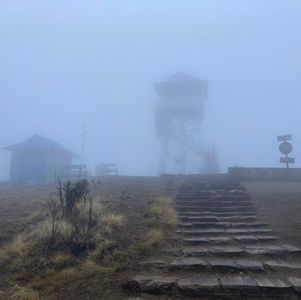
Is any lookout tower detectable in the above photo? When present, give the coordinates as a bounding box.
[155,73,208,174]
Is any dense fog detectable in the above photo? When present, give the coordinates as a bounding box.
[1,0,301,179]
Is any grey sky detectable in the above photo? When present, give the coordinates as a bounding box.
[1,0,301,179]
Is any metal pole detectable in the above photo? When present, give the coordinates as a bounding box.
[80,124,87,179]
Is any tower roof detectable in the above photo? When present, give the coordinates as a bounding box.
[2,135,78,157]
[155,72,207,98]
[166,72,201,82]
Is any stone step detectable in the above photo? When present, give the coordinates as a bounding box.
[234,235,278,243]
[175,200,252,207]
[176,196,249,201]
[183,236,232,245]
[170,257,265,273]
[138,257,284,274]
[182,235,278,246]
[176,228,273,236]
[178,211,257,217]
[176,206,256,212]
[183,245,301,257]
[179,222,267,229]
[180,216,257,222]
[126,275,301,297]
[264,260,301,272]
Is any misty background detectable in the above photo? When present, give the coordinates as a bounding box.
[0,0,301,179]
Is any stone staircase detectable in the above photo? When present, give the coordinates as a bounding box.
[126,178,301,299]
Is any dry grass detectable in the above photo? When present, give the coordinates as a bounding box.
[88,238,115,262]
[30,260,116,294]
[81,259,116,276]
[138,229,163,253]
[30,267,82,293]
[0,248,9,265]
[5,235,27,258]
[0,176,173,299]
[146,196,178,228]
[11,285,39,300]
[50,253,79,270]
[102,213,124,233]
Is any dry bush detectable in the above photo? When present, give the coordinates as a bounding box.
[102,213,124,233]
[11,285,39,300]
[138,229,163,253]
[146,196,178,228]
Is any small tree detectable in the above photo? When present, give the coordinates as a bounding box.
[45,179,101,254]
[57,178,90,218]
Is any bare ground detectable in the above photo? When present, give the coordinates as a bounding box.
[244,181,301,248]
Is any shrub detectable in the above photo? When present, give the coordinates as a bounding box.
[146,197,178,228]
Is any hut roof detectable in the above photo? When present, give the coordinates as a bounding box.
[2,135,78,157]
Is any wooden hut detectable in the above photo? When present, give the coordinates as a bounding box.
[3,135,77,184]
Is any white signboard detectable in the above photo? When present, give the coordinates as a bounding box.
[277,134,292,142]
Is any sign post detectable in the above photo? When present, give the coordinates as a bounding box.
[277,135,295,168]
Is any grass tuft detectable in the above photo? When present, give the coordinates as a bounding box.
[146,196,178,228]
[11,285,39,300]
[102,213,124,233]
[138,229,163,253]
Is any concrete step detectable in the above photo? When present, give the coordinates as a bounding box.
[126,275,301,298]
[179,222,268,229]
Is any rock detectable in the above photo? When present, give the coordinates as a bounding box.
[234,259,264,272]
[264,260,301,271]
[183,246,244,257]
[234,235,259,242]
[254,277,291,291]
[183,236,231,246]
[246,245,301,256]
[127,275,176,294]
[227,228,272,234]
[139,259,167,268]
[209,258,239,272]
[287,277,301,293]
[170,257,207,271]
[178,276,220,296]
[220,275,258,292]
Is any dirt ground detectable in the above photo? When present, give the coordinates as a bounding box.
[0,176,181,300]
[244,181,301,248]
